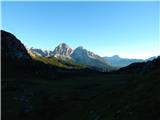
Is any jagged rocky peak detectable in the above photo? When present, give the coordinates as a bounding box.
[28,47,54,57]
[71,46,113,71]
[53,43,73,57]
[72,46,102,59]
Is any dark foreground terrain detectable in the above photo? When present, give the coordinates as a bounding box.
[2,70,160,120]
[2,30,160,120]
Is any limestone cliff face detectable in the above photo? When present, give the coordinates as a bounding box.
[53,43,73,59]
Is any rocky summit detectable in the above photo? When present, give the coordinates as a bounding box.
[28,43,114,71]
[53,43,73,59]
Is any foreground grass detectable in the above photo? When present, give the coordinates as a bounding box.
[2,71,160,120]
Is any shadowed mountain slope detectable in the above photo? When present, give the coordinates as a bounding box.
[2,30,160,120]
[1,30,98,80]
[117,56,160,74]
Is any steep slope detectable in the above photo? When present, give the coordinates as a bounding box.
[3,51,160,120]
[28,44,115,71]
[53,43,73,59]
[1,30,31,60]
[1,30,97,79]
[105,58,160,120]
[28,43,72,59]
[146,56,157,61]
[28,43,80,68]
[1,30,56,79]
[117,56,160,74]
[31,55,85,69]
[103,55,144,67]
[28,48,54,57]
[71,47,114,71]
[28,48,85,69]
[2,30,160,120]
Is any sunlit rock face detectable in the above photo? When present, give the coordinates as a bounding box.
[27,43,115,71]
[71,46,113,71]
[28,43,72,59]
[28,48,54,57]
[53,43,73,59]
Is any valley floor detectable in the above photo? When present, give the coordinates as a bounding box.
[2,70,160,120]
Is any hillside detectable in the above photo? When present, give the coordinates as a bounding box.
[2,30,160,120]
[2,57,160,120]
[117,56,160,74]
[28,43,115,72]
[1,30,98,80]
[29,51,86,69]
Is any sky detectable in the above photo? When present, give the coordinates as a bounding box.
[1,1,160,59]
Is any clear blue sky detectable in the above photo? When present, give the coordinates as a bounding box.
[2,1,160,59]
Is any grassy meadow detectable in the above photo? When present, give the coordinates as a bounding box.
[2,69,160,120]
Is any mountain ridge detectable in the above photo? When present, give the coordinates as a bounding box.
[1,30,100,79]
[103,55,157,68]
[28,44,157,70]
[28,43,114,71]
[2,29,157,71]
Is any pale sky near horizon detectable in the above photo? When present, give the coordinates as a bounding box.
[1,1,160,59]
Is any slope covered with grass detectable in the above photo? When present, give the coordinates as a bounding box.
[31,54,86,69]
[2,30,160,120]
[2,69,160,120]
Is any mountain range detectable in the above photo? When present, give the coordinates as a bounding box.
[28,43,114,71]
[1,30,99,79]
[103,55,144,67]
[103,55,156,67]
[2,30,160,120]
[28,44,156,70]
[1,29,157,72]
